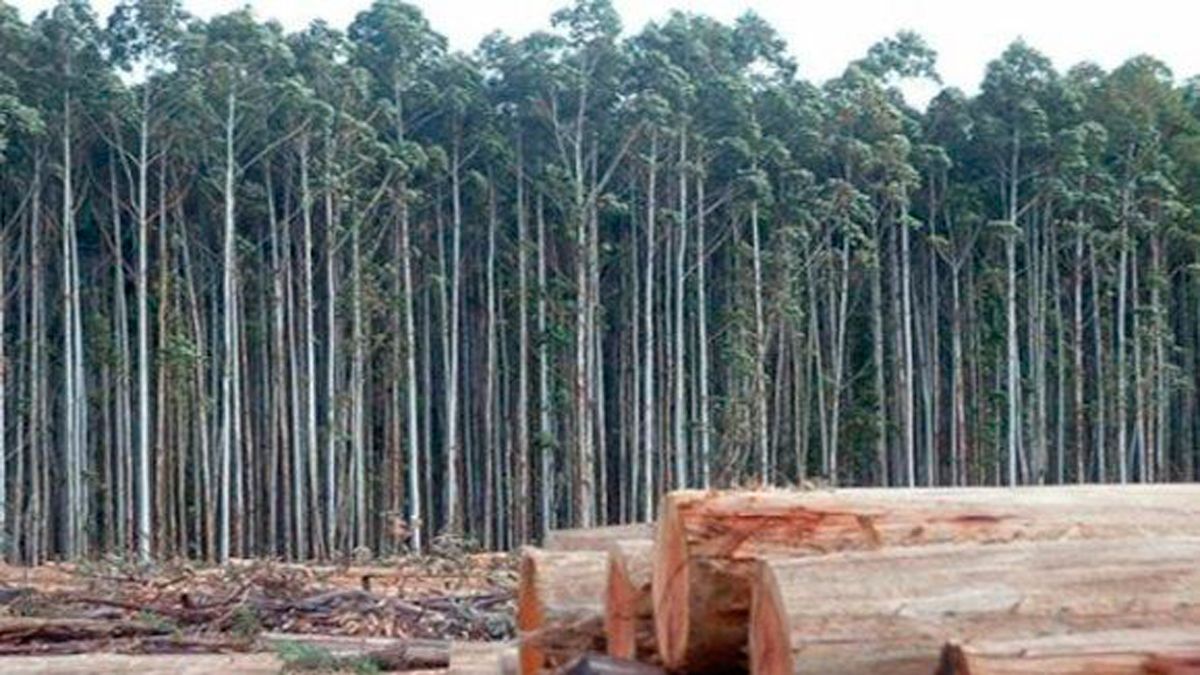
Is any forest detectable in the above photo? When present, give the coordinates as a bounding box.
[0,0,1198,565]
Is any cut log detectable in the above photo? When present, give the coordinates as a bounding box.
[450,641,518,674]
[0,617,168,643]
[557,653,666,675]
[263,633,450,670]
[604,540,655,662]
[545,524,652,552]
[518,548,608,675]
[0,653,283,674]
[749,537,1200,675]
[937,628,1200,674]
[655,485,1200,671]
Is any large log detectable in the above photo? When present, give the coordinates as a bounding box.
[654,485,1200,671]
[604,540,655,662]
[545,524,653,552]
[749,537,1200,675]
[937,628,1200,674]
[0,617,168,643]
[263,632,450,670]
[517,547,608,675]
[0,653,284,674]
[450,641,519,674]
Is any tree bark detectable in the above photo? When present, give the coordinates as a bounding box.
[544,523,652,552]
[518,547,608,675]
[939,628,1200,675]
[750,538,1200,675]
[605,539,655,662]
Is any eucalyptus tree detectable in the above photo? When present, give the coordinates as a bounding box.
[424,52,488,536]
[0,1,44,561]
[975,41,1056,485]
[177,9,296,560]
[106,0,187,563]
[625,26,690,504]
[923,86,983,486]
[540,0,640,526]
[349,0,445,553]
[1,0,1200,562]
[31,0,117,558]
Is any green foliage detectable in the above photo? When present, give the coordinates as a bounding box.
[2,0,1200,558]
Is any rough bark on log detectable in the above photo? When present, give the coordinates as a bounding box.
[938,628,1200,674]
[604,540,655,662]
[450,641,518,675]
[0,653,284,674]
[0,617,168,643]
[545,525,652,552]
[749,537,1200,675]
[518,548,608,675]
[655,486,1200,672]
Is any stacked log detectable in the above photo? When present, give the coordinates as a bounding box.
[604,539,655,662]
[938,628,1200,674]
[748,538,1200,675]
[517,547,608,675]
[545,524,653,552]
[653,486,1200,672]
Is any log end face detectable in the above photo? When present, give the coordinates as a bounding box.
[517,548,546,675]
[606,549,636,659]
[748,560,792,675]
[653,494,691,670]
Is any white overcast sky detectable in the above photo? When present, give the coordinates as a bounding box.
[10,0,1200,107]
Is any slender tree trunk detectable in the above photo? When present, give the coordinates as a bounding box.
[750,198,768,483]
[642,130,657,518]
[1090,238,1107,482]
[445,137,464,534]
[1073,218,1087,482]
[695,174,711,488]
[673,129,688,488]
[299,137,326,558]
[871,222,887,486]
[484,178,499,547]
[135,92,153,563]
[1005,130,1022,486]
[536,194,553,535]
[219,89,238,563]
[899,205,915,488]
[950,263,965,486]
[514,140,530,544]
[1116,180,1130,483]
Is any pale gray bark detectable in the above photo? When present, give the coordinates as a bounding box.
[642,130,657,518]
[672,130,687,488]
[694,173,711,488]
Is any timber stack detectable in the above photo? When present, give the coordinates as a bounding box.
[516,485,1200,674]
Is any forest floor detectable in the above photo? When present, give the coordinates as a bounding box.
[0,551,516,673]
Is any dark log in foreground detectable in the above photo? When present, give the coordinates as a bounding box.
[604,540,655,662]
[654,485,1200,672]
[936,628,1200,674]
[544,524,653,552]
[557,653,666,675]
[518,548,608,675]
[749,537,1200,675]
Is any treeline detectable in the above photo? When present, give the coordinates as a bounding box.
[0,0,1198,563]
